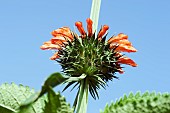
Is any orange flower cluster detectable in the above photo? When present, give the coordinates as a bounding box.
[41,18,137,73]
[40,27,73,60]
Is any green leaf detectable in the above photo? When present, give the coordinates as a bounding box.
[101,92,170,113]
[0,104,15,113]
[0,83,45,113]
[44,87,73,113]
[40,72,69,97]
[20,72,69,107]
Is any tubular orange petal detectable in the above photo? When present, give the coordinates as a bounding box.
[115,44,137,53]
[51,35,66,42]
[116,39,132,46]
[86,18,93,37]
[51,35,70,45]
[51,27,74,41]
[110,43,137,53]
[118,68,124,74]
[109,43,117,49]
[50,52,60,60]
[108,33,128,44]
[40,41,61,50]
[75,21,86,36]
[118,56,137,67]
[51,38,67,46]
[98,25,109,40]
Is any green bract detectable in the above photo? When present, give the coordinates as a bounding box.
[57,33,121,99]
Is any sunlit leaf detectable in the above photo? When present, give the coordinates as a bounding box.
[101,92,170,113]
[20,72,68,108]
[44,87,73,113]
[0,83,45,113]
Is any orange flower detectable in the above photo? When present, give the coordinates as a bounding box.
[116,39,132,46]
[51,27,74,42]
[86,18,93,37]
[108,33,137,53]
[40,41,61,50]
[108,33,128,44]
[117,68,124,74]
[50,35,71,47]
[115,44,137,53]
[41,18,138,101]
[41,18,137,70]
[98,25,109,40]
[50,52,60,60]
[75,21,86,37]
[41,27,73,60]
[118,56,137,67]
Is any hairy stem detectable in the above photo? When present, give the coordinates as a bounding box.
[76,79,89,113]
[76,1,102,113]
[90,0,101,32]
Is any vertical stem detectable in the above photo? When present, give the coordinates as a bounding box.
[76,79,88,113]
[90,0,101,32]
[75,1,101,113]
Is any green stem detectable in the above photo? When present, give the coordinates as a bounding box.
[76,79,89,113]
[75,1,101,113]
[90,0,101,32]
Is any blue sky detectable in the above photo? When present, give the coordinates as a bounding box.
[0,0,170,113]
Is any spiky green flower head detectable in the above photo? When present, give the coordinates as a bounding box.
[41,18,137,99]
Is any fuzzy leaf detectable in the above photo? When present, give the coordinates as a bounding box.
[101,92,170,113]
[44,87,73,113]
[40,72,69,96]
[0,83,45,113]
[0,104,15,113]
[20,72,68,108]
